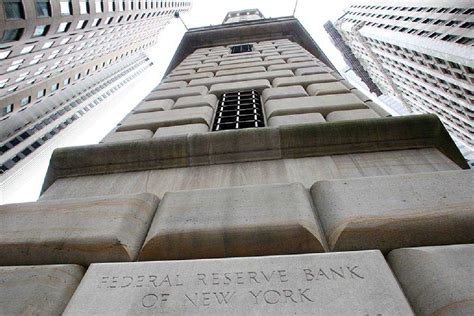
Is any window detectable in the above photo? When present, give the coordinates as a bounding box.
[0,50,11,59]
[105,16,113,24]
[20,96,31,107]
[212,90,265,131]
[57,22,71,33]
[1,28,23,43]
[51,83,59,91]
[37,89,46,98]
[20,44,35,54]
[33,24,50,37]
[3,0,24,19]
[64,78,70,85]
[79,0,90,14]
[76,20,88,29]
[95,0,103,12]
[1,104,14,117]
[230,44,253,54]
[60,0,72,15]
[35,0,51,17]
[91,18,101,26]
[42,41,54,49]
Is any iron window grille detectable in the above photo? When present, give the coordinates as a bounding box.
[230,44,253,54]
[212,89,265,131]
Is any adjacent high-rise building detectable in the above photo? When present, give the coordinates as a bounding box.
[0,8,472,315]
[327,1,474,155]
[0,0,191,180]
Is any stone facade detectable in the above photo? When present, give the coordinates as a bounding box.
[0,9,473,315]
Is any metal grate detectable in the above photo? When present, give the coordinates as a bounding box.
[212,90,265,131]
[230,44,253,54]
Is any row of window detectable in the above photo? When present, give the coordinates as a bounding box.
[1,46,150,117]
[1,7,176,44]
[349,5,473,15]
[2,0,189,20]
[0,59,150,174]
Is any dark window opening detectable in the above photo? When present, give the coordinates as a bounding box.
[35,0,52,17]
[212,90,265,131]
[230,44,253,54]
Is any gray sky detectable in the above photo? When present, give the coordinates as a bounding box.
[2,0,358,204]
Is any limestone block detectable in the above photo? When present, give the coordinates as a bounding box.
[286,56,316,63]
[262,86,308,102]
[139,183,327,260]
[168,69,196,77]
[326,109,380,122]
[273,73,338,88]
[118,106,214,132]
[220,57,262,66]
[0,264,85,315]
[267,61,320,72]
[189,70,294,88]
[310,170,474,252]
[180,60,201,66]
[388,244,474,316]
[280,53,312,60]
[163,72,214,83]
[265,94,368,118]
[306,81,350,96]
[134,99,175,113]
[295,67,331,76]
[145,86,208,102]
[173,94,218,110]
[154,123,209,138]
[216,66,266,77]
[219,52,261,62]
[197,59,285,73]
[101,129,153,143]
[209,79,271,96]
[63,250,413,315]
[264,55,284,61]
[268,113,326,128]
[152,81,187,91]
[0,193,159,265]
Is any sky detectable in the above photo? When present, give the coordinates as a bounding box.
[1,0,361,204]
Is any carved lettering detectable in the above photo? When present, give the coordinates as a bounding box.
[213,291,236,304]
[347,266,364,279]
[141,293,169,308]
[121,276,133,288]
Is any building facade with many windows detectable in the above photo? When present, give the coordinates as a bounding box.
[329,0,473,155]
[0,0,191,117]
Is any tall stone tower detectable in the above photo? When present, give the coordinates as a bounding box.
[0,9,472,315]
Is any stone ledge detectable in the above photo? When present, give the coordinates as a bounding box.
[388,244,474,316]
[0,193,159,265]
[0,264,85,315]
[310,170,474,252]
[40,115,468,194]
[139,183,327,260]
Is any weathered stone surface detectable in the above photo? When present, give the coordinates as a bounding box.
[163,72,214,83]
[196,59,285,73]
[216,66,266,77]
[63,250,413,315]
[154,123,209,138]
[310,170,474,252]
[267,61,320,72]
[265,94,367,118]
[139,183,326,260]
[326,109,380,122]
[173,94,218,110]
[152,81,187,91]
[388,244,474,316]
[118,106,214,132]
[273,74,338,88]
[268,113,325,127]
[306,82,350,96]
[145,86,208,101]
[219,56,262,65]
[209,79,271,96]
[262,86,308,102]
[101,129,153,143]
[294,66,329,76]
[0,193,159,265]
[134,99,175,113]
[0,264,85,315]
[189,70,294,88]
